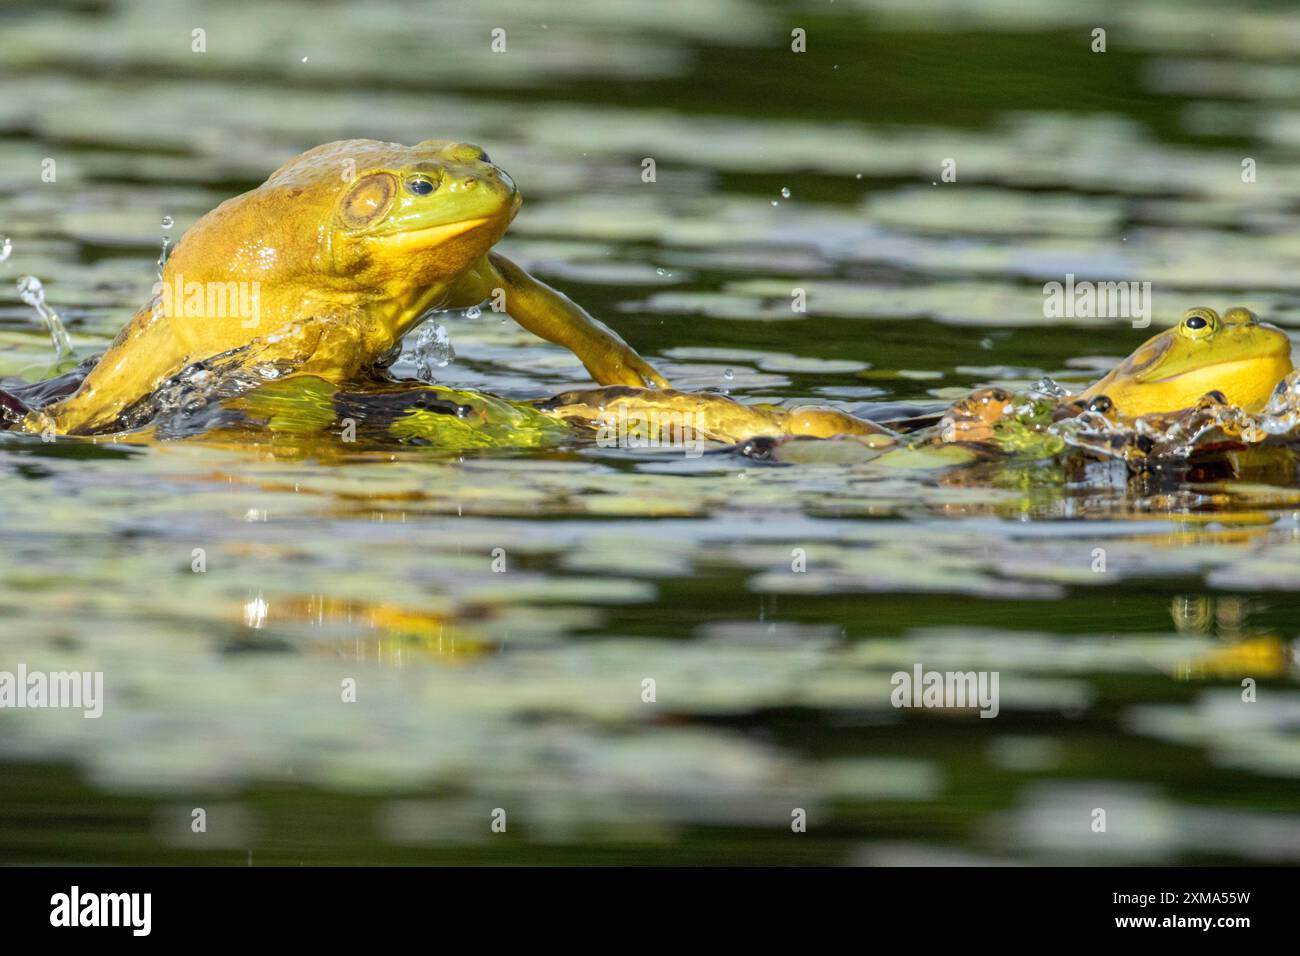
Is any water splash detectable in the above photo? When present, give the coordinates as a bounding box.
[1255,370,1300,437]
[1029,376,1070,401]
[156,215,174,280]
[1049,372,1300,465]
[0,235,12,263]
[137,344,305,437]
[413,322,455,382]
[931,374,1300,466]
[16,275,73,359]
[156,239,171,280]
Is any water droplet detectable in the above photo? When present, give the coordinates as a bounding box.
[854,173,863,180]
[160,216,174,230]
[1031,376,1070,400]
[0,235,11,263]
[16,273,43,305]
[300,56,309,63]
[465,305,481,319]
[723,368,734,380]
[16,274,73,359]
[413,322,455,380]
[780,187,791,199]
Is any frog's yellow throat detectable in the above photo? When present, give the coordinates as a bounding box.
[1076,307,1294,417]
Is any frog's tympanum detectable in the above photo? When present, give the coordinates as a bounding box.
[1075,307,1293,417]
[26,139,666,435]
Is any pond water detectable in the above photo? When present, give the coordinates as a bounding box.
[1,0,1299,864]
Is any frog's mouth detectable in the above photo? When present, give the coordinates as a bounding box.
[369,217,492,250]
[1153,355,1284,382]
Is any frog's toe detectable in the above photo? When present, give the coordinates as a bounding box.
[625,356,669,389]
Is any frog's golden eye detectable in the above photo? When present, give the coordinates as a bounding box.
[1179,308,1219,340]
[406,176,435,196]
[339,172,396,228]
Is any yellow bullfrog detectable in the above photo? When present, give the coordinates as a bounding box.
[939,307,1295,445]
[22,139,666,435]
[1075,307,1292,417]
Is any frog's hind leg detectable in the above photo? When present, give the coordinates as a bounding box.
[30,302,189,435]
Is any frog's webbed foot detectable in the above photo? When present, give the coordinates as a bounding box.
[594,345,670,389]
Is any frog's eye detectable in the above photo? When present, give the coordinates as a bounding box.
[1180,308,1219,339]
[406,177,435,196]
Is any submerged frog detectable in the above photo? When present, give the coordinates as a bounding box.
[939,307,1295,444]
[15,139,666,435]
[1074,307,1292,417]
[536,385,895,445]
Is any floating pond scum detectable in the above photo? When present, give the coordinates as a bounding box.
[0,0,1296,932]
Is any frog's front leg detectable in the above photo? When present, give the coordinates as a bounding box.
[445,252,668,388]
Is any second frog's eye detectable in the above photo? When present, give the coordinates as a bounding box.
[406,176,435,196]
[1180,308,1218,339]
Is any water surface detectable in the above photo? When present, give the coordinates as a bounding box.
[2,0,1299,864]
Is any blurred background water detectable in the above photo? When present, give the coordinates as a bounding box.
[1,0,1300,864]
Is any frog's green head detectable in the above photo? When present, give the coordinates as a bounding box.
[327,139,519,285]
[1077,307,1294,416]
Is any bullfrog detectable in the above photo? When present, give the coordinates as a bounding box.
[15,139,667,435]
[938,307,1294,445]
[1074,307,1292,417]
